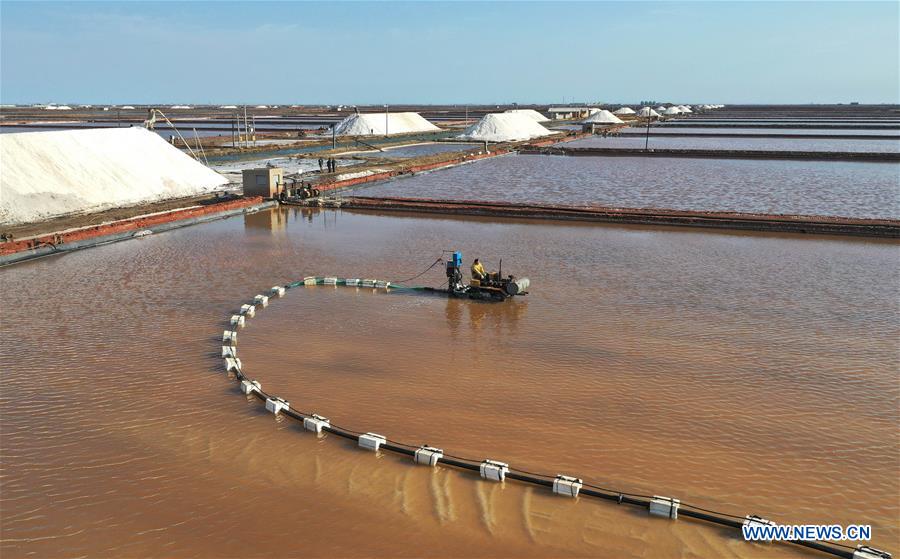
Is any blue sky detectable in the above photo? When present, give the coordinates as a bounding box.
[1,1,897,104]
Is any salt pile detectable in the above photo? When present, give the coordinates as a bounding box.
[458,113,554,142]
[504,109,549,122]
[333,112,440,136]
[613,107,635,115]
[637,107,661,118]
[581,110,624,124]
[0,127,227,225]
[663,107,682,115]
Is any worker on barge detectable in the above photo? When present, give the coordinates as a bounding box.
[471,258,487,282]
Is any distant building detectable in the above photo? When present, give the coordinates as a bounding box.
[242,167,284,198]
[547,107,597,120]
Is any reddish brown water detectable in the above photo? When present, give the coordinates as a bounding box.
[2,208,898,558]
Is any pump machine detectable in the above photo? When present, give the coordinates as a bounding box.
[441,251,530,301]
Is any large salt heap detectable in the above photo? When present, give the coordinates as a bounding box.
[637,107,661,118]
[581,110,624,124]
[333,112,440,136]
[0,127,228,225]
[458,113,554,142]
[504,109,549,122]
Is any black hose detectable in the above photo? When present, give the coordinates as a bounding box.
[390,257,444,285]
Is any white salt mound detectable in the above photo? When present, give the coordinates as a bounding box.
[0,127,228,225]
[613,107,636,115]
[504,109,549,122]
[637,107,661,118]
[333,112,440,136]
[581,110,624,124]
[458,113,554,142]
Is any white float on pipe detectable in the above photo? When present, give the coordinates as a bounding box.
[375,280,390,289]
[303,414,330,435]
[254,294,269,307]
[223,330,237,344]
[414,446,443,467]
[230,314,245,327]
[303,276,317,286]
[265,397,289,415]
[224,357,242,372]
[240,379,261,395]
[240,304,256,317]
[271,286,286,297]
[345,278,360,286]
[222,345,237,358]
[480,459,509,482]
[649,496,680,519]
[323,277,337,285]
[742,516,776,542]
[552,475,583,497]
[361,279,376,288]
[358,432,386,451]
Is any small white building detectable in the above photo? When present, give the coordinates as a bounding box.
[547,107,597,120]
[242,167,284,198]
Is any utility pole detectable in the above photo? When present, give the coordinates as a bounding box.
[243,106,249,149]
[384,104,389,137]
[644,108,652,151]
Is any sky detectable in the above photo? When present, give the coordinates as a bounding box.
[1,1,898,105]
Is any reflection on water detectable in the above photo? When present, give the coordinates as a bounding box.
[1,208,897,558]
[244,209,288,232]
[354,153,900,219]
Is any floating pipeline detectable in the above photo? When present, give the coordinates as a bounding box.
[522,146,900,163]
[0,197,275,266]
[219,277,891,559]
[337,197,900,239]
